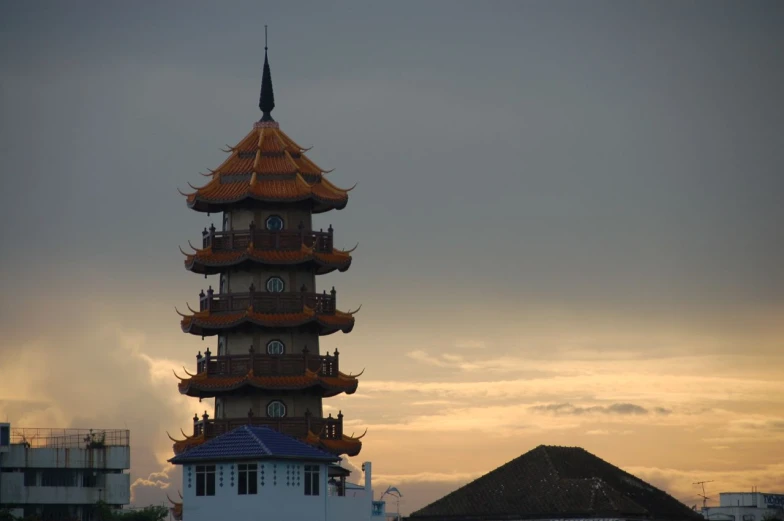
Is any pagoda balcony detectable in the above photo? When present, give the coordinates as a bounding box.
[194,346,341,377]
[198,286,337,315]
[202,222,334,253]
[191,410,345,441]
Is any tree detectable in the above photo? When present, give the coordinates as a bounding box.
[113,506,169,521]
[94,501,168,521]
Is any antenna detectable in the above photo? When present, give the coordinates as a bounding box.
[694,480,714,510]
[265,25,268,51]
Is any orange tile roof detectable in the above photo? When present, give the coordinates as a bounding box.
[177,369,359,398]
[304,430,363,458]
[183,124,353,213]
[184,243,352,275]
[179,307,355,337]
[171,433,205,455]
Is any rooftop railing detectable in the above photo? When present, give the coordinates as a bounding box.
[9,428,130,449]
[202,222,334,252]
[192,410,345,440]
[199,285,337,314]
[195,346,341,377]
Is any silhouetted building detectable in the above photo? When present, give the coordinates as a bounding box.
[408,445,703,521]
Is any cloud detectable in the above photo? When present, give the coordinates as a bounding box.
[130,465,176,502]
[531,402,652,415]
[454,340,487,350]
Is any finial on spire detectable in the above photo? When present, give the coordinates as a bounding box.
[259,25,275,122]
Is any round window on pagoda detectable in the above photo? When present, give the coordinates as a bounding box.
[265,276,285,293]
[265,215,284,231]
[267,400,286,418]
[267,340,285,355]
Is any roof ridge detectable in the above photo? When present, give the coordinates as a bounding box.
[540,445,560,480]
[245,425,272,455]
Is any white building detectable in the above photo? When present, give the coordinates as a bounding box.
[702,492,784,521]
[0,423,131,521]
[168,425,385,521]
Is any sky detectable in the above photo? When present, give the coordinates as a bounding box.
[1,0,783,515]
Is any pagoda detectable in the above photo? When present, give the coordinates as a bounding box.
[169,44,364,460]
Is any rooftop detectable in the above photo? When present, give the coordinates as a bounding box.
[410,445,703,521]
[169,425,340,464]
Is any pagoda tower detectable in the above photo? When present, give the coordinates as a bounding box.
[170,46,363,459]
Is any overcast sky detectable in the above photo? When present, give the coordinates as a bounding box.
[1,0,783,514]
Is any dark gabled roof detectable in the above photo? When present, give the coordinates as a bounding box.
[168,425,339,464]
[409,445,703,521]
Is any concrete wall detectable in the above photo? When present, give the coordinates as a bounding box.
[227,268,316,294]
[226,208,313,232]
[703,505,783,521]
[224,330,321,356]
[1,445,130,469]
[181,460,373,521]
[221,392,323,418]
[0,472,129,505]
[720,492,784,509]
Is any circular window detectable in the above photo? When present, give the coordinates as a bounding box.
[265,276,285,293]
[265,215,284,231]
[267,340,285,355]
[267,400,286,418]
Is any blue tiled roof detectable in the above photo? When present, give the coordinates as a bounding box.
[169,426,340,464]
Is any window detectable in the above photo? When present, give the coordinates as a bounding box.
[266,340,285,355]
[82,472,100,488]
[41,469,77,487]
[238,463,258,495]
[265,215,284,231]
[267,400,286,418]
[266,276,285,293]
[304,465,320,496]
[24,470,37,486]
[0,424,9,446]
[195,465,216,496]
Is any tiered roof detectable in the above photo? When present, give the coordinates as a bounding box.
[179,307,356,336]
[181,123,353,214]
[410,445,703,521]
[176,368,359,398]
[183,242,353,275]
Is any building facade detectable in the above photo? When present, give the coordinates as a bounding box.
[0,424,130,521]
[702,492,784,521]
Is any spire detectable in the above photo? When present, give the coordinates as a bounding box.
[259,25,275,122]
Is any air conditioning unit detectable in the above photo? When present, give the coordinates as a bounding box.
[0,423,10,453]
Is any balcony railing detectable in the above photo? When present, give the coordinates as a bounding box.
[199,286,337,314]
[192,410,345,440]
[202,222,334,252]
[195,346,341,377]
